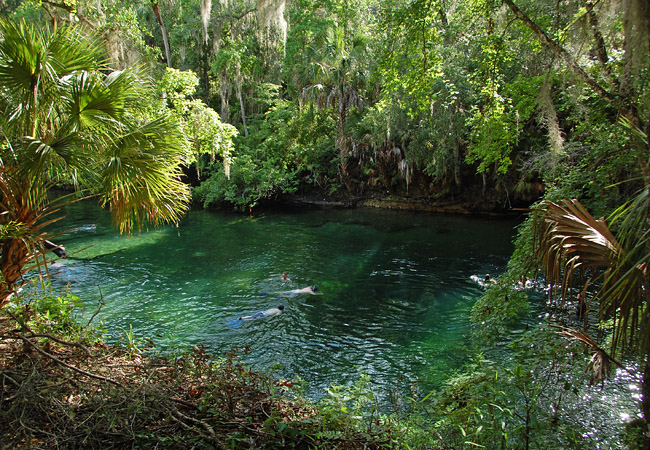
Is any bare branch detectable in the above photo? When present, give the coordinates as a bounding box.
[10,331,121,385]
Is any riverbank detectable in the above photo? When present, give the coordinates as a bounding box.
[0,304,406,449]
[282,193,521,216]
[264,187,532,218]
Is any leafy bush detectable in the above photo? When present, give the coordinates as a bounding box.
[193,100,338,210]
[193,152,299,210]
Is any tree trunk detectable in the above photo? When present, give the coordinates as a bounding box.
[220,76,231,122]
[201,40,210,102]
[235,74,248,137]
[641,347,650,450]
[584,1,612,82]
[0,238,30,309]
[151,0,172,67]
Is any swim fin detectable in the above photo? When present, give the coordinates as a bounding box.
[227,319,242,328]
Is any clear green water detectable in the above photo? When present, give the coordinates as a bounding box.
[49,201,518,396]
[41,200,642,446]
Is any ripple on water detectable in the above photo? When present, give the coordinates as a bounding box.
[49,202,518,400]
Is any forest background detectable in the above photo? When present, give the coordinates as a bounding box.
[3,0,646,216]
[1,0,650,448]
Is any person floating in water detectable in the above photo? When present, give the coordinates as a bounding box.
[470,274,497,288]
[484,274,498,285]
[281,272,292,284]
[259,284,321,297]
[76,224,97,232]
[278,285,320,297]
[239,304,284,321]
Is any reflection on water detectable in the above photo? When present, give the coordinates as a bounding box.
[49,201,519,397]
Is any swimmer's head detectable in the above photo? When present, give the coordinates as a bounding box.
[278,304,285,310]
[312,285,318,291]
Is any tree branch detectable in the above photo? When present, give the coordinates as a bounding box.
[7,310,91,357]
[549,324,638,378]
[583,0,613,81]
[10,331,120,385]
[41,0,74,13]
[502,0,618,105]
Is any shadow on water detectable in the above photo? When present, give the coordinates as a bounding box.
[46,201,521,400]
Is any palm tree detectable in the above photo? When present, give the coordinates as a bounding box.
[301,26,367,191]
[0,18,191,307]
[535,194,650,448]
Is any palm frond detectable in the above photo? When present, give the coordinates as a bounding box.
[0,169,70,305]
[536,197,649,356]
[46,22,106,75]
[98,116,191,234]
[16,133,83,179]
[0,17,193,308]
[536,198,621,300]
[601,188,650,351]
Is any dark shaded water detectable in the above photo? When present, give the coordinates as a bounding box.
[49,201,519,396]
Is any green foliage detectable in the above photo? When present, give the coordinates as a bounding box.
[464,24,519,175]
[377,0,445,115]
[285,107,339,189]
[8,1,45,22]
[471,282,529,343]
[193,152,298,211]
[9,287,95,339]
[193,99,339,210]
[0,221,31,241]
[5,0,648,216]
[319,373,378,429]
[99,1,161,64]
[428,327,595,449]
[158,67,238,172]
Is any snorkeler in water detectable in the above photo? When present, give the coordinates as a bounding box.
[239,304,285,321]
[277,285,321,297]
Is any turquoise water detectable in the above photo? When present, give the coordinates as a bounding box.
[47,201,518,396]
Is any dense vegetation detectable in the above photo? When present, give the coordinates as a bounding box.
[1,0,649,448]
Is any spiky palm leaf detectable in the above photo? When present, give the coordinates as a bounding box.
[0,17,190,227]
[98,117,191,234]
[536,198,621,300]
[0,18,104,135]
[0,18,191,307]
[604,188,650,352]
[536,197,649,356]
[0,170,73,306]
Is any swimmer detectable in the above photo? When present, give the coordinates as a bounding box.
[239,304,284,321]
[281,272,292,284]
[259,285,321,297]
[471,275,495,288]
[484,274,497,285]
[279,285,320,296]
[76,224,97,232]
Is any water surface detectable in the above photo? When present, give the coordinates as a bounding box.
[49,201,518,397]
